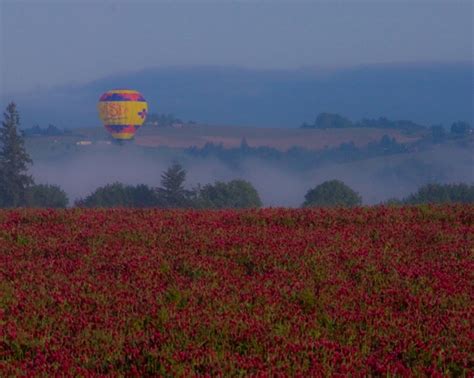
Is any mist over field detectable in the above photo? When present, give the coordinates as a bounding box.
[29,142,474,207]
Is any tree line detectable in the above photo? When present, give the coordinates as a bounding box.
[1,102,473,209]
[74,164,262,209]
[301,112,473,138]
[187,135,409,172]
[144,113,183,127]
[22,124,72,137]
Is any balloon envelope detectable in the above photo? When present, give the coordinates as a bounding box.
[97,89,148,140]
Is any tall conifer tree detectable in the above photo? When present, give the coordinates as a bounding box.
[157,163,192,208]
[0,102,33,207]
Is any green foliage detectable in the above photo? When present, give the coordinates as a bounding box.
[302,113,353,129]
[302,180,362,208]
[74,167,262,209]
[132,184,161,208]
[145,113,182,127]
[404,183,474,204]
[75,183,131,208]
[157,163,194,208]
[74,164,198,208]
[188,134,410,172]
[25,184,69,208]
[75,183,159,208]
[430,125,447,143]
[357,117,425,135]
[301,113,426,135]
[450,121,472,137]
[196,179,262,209]
[22,124,64,137]
[0,102,34,207]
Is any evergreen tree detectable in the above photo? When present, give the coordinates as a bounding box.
[0,102,34,207]
[157,163,193,208]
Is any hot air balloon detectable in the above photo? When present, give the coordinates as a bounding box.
[97,89,148,140]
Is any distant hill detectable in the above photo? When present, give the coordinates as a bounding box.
[3,62,472,129]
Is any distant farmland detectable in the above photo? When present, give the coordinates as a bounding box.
[70,124,422,151]
[31,124,422,155]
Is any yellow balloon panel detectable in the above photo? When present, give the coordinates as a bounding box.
[98,101,148,126]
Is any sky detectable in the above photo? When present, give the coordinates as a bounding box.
[0,0,472,95]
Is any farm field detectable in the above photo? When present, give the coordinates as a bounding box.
[0,206,473,376]
[74,124,422,151]
[135,125,421,151]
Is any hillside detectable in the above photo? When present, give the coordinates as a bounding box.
[4,63,473,129]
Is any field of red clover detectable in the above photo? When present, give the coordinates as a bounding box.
[0,206,473,376]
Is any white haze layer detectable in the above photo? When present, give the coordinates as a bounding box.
[30,144,474,207]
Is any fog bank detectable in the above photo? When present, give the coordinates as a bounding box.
[30,144,474,207]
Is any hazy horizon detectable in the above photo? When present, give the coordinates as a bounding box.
[3,60,473,97]
[4,62,472,129]
[1,1,472,95]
